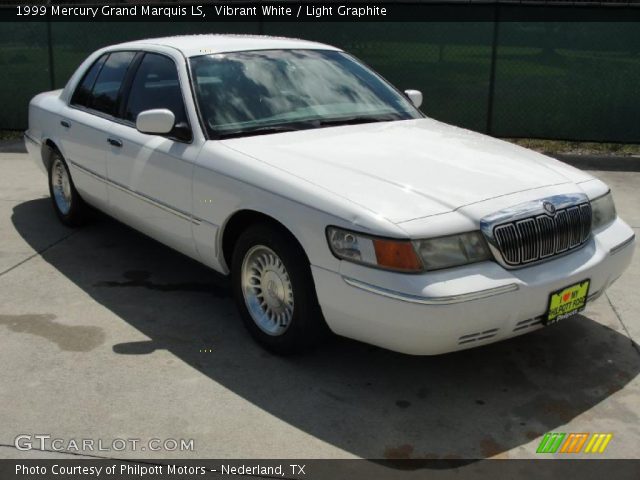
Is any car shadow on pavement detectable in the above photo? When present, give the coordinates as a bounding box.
[12,198,640,461]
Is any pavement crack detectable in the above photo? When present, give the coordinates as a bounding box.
[0,443,154,463]
[605,292,640,356]
[0,443,107,460]
[0,197,47,202]
[0,230,77,279]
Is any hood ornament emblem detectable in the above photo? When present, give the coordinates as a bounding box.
[543,201,556,216]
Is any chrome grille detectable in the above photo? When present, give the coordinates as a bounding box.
[493,203,591,266]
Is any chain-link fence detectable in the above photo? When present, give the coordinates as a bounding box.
[1,7,639,142]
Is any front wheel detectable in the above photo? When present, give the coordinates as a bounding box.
[47,151,88,227]
[231,224,328,354]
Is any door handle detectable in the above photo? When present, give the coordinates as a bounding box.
[60,120,71,128]
[107,138,122,148]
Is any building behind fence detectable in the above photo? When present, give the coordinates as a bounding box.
[1,5,639,142]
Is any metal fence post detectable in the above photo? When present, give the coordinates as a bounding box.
[46,19,55,90]
[485,4,500,136]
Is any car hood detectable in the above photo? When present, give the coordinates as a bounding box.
[221,118,592,224]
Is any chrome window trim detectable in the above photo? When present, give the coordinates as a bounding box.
[342,276,519,305]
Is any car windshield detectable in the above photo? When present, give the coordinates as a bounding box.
[189,49,422,138]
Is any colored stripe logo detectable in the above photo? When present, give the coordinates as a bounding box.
[537,433,613,454]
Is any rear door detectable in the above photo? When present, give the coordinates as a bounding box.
[58,51,137,209]
[105,51,202,259]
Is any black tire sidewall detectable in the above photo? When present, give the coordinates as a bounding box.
[231,224,326,354]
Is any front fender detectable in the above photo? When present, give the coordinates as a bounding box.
[191,141,406,274]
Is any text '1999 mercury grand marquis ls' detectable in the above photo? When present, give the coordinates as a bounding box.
[25,35,635,355]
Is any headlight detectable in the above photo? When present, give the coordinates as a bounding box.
[327,227,492,272]
[326,227,423,272]
[591,192,616,231]
[413,231,492,271]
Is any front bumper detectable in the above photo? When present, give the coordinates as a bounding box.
[312,218,635,355]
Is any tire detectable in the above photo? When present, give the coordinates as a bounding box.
[231,223,328,354]
[47,150,88,227]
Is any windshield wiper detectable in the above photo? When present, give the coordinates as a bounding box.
[313,115,399,128]
[217,124,305,139]
[216,115,399,139]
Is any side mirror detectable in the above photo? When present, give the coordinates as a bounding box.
[404,89,423,109]
[136,109,175,135]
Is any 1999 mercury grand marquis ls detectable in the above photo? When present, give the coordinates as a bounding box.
[25,35,635,355]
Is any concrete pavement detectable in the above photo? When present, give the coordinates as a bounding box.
[0,151,638,461]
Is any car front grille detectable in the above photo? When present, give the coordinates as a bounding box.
[493,203,592,266]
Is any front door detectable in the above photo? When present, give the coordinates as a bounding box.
[105,52,201,259]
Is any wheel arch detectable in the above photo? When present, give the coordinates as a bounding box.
[220,209,310,273]
[41,138,62,172]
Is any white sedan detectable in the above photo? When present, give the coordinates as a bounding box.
[25,35,635,355]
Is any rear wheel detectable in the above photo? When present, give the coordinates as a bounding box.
[47,150,88,227]
[231,224,328,354]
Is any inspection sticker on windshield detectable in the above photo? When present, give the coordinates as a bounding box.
[545,279,590,325]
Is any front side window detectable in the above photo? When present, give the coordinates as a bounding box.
[124,53,188,128]
[89,51,136,115]
[71,54,108,108]
[189,49,422,138]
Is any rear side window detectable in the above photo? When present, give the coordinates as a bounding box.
[71,54,107,108]
[87,51,136,115]
[124,53,188,127]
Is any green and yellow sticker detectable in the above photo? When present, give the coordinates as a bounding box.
[546,280,590,324]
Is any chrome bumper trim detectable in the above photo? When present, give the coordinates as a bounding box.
[24,131,40,146]
[609,234,635,255]
[587,289,602,302]
[68,160,199,225]
[342,277,519,305]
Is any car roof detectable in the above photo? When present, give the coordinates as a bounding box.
[113,34,340,57]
